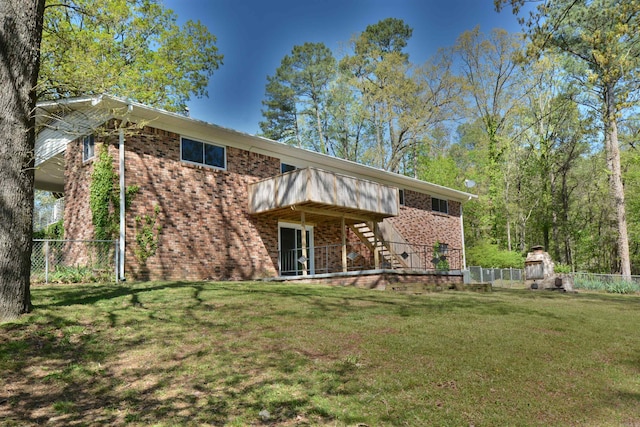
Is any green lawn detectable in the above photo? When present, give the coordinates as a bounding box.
[1,282,640,426]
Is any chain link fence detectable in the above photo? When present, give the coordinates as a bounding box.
[465,266,524,287]
[465,268,640,293]
[31,239,118,284]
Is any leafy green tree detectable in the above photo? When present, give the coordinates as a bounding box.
[260,75,299,145]
[40,0,223,111]
[0,0,46,321]
[496,0,640,277]
[454,27,527,247]
[466,241,524,268]
[342,18,431,172]
[514,55,591,263]
[323,71,369,162]
[260,42,336,154]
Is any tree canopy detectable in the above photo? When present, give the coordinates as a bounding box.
[39,0,223,111]
[260,10,640,274]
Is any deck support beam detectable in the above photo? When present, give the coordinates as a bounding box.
[301,212,308,276]
[341,216,347,273]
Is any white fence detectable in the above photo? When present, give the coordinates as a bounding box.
[31,239,118,284]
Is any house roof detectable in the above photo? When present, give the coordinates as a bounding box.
[35,94,477,203]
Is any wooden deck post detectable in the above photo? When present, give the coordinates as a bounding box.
[301,212,308,276]
[341,217,347,273]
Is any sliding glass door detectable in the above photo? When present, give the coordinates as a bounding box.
[279,223,313,276]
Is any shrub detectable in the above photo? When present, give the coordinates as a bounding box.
[554,263,572,273]
[466,241,524,268]
[33,220,64,239]
[573,276,640,294]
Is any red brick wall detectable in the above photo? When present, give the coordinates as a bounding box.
[388,190,462,250]
[64,138,96,242]
[63,124,464,281]
[122,127,281,280]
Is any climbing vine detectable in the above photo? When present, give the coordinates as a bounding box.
[134,205,162,264]
[89,141,161,269]
[89,144,119,240]
[89,143,139,240]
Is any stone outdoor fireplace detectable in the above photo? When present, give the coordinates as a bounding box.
[524,245,574,292]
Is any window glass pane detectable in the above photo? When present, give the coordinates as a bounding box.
[181,138,203,163]
[204,143,225,168]
[399,189,405,206]
[281,163,296,173]
[83,135,95,161]
[432,197,448,214]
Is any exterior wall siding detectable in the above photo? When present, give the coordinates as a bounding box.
[63,124,464,281]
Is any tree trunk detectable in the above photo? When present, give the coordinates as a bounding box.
[604,84,631,278]
[0,0,46,322]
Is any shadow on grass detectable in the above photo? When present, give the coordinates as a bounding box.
[3,281,640,425]
[34,281,194,308]
[0,281,366,426]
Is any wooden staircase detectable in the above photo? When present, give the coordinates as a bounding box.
[349,222,409,269]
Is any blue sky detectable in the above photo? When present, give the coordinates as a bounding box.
[164,0,527,135]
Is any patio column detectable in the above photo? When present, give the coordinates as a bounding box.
[300,212,308,276]
[341,216,347,273]
[118,128,125,281]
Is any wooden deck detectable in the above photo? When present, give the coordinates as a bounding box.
[248,167,399,223]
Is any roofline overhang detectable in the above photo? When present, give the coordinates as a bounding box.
[36,94,478,203]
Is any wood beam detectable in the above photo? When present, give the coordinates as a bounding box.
[341,216,347,273]
[300,211,307,276]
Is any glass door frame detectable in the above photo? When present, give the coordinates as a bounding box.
[278,221,314,276]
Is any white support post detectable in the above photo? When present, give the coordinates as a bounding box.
[119,129,126,281]
[45,240,50,284]
[300,212,308,276]
[460,204,467,270]
[341,217,347,273]
[114,240,119,283]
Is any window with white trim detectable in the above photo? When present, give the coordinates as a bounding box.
[432,197,448,214]
[181,137,226,169]
[83,135,95,162]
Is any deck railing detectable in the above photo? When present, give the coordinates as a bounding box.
[277,241,463,276]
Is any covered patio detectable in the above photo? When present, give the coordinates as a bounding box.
[248,167,463,280]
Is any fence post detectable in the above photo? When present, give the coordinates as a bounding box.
[114,240,119,283]
[45,240,49,284]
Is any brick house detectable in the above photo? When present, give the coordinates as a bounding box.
[35,95,476,288]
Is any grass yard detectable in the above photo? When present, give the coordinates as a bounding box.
[1,282,640,426]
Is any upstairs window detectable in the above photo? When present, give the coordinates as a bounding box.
[181,137,226,170]
[432,197,448,214]
[83,135,95,162]
[399,189,405,206]
[281,163,297,173]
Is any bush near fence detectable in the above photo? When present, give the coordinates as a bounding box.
[572,272,640,294]
[31,239,118,284]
